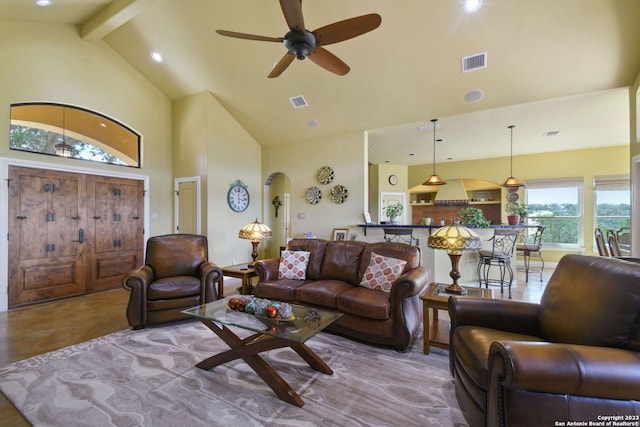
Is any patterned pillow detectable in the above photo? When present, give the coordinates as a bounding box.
[278,250,311,280]
[358,252,407,292]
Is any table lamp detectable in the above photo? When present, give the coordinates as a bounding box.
[239,219,273,266]
[427,222,482,295]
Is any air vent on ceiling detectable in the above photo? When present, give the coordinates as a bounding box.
[289,95,308,109]
[461,52,487,73]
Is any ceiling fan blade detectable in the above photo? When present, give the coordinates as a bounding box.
[314,14,382,46]
[216,30,283,43]
[279,0,305,31]
[268,53,295,78]
[308,47,350,76]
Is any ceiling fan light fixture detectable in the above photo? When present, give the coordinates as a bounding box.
[422,118,447,186]
[501,125,524,189]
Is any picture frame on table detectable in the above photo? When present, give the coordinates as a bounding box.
[332,228,349,241]
[363,212,373,224]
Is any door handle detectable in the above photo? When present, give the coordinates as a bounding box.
[73,229,85,244]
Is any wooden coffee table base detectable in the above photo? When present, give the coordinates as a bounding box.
[196,318,333,407]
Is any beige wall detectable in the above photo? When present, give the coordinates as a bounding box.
[262,131,367,244]
[409,145,630,260]
[0,20,174,234]
[174,92,262,266]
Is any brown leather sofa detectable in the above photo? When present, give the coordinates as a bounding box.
[253,238,429,352]
[448,254,640,427]
[123,234,222,329]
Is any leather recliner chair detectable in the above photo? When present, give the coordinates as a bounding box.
[123,234,222,329]
[449,254,640,427]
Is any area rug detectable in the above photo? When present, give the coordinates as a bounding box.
[0,321,467,426]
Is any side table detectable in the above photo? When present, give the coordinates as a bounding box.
[420,283,492,354]
[221,263,258,296]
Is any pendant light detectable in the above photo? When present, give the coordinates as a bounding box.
[501,125,523,188]
[422,118,446,186]
[55,106,73,158]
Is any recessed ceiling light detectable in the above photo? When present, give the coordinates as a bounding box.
[35,0,54,6]
[307,119,319,128]
[544,131,560,137]
[464,0,483,13]
[465,89,484,102]
[150,51,163,63]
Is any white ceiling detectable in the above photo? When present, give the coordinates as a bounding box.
[2,0,639,165]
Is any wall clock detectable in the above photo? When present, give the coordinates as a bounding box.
[388,175,398,185]
[227,180,250,212]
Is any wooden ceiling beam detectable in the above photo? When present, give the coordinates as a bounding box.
[80,0,157,41]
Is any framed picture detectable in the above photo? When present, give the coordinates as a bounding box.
[332,228,349,241]
[363,212,373,224]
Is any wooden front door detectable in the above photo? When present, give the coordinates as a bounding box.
[8,167,87,306]
[8,166,144,307]
[86,175,144,292]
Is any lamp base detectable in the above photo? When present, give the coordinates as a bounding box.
[444,284,468,295]
[445,251,468,295]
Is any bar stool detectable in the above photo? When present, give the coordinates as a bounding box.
[516,226,545,282]
[383,228,418,246]
[477,228,520,298]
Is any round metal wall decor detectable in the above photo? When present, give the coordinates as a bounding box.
[329,185,348,204]
[316,166,334,185]
[305,186,322,204]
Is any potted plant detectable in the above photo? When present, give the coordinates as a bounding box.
[458,207,490,228]
[505,203,527,225]
[384,203,404,224]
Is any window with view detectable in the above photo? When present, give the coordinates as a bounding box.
[9,103,141,168]
[524,179,583,248]
[594,175,630,232]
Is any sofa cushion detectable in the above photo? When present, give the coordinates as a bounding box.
[320,241,366,284]
[337,286,390,320]
[358,252,407,292]
[147,276,201,300]
[254,279,310,302]
[278,250,310,280]
[296,280,355,308]
[287,239,328,281]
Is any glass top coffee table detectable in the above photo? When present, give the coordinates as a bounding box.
[182,296,342,407]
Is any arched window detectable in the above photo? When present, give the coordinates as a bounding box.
[9,103,141,168]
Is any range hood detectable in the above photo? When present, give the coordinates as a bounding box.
[434,179,469,205]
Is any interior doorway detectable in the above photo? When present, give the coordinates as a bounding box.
[265,172,291,258]
[174,176,201,234]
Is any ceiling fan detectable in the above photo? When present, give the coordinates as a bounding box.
[216,0,382,78]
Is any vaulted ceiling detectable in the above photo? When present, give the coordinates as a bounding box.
[3,0,640,165]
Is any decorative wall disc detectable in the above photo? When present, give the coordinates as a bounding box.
[329,185,348,204]
[507,192,519,202]
[305,186,322,204]
[316,166,334,185]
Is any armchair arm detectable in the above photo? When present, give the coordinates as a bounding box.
[199,261,223,301]
[489,341,640,400]
[254,258,280,282]
[122,265,154,329]
[448,297,541,337]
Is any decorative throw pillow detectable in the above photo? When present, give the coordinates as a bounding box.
[359,252,407,292]
[278,250,311,280]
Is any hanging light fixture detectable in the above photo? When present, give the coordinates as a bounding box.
[501,125,523,188]
[422,118,446,186]
[55,106,73,158]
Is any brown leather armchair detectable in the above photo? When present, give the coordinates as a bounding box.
[123,234,222,329]
[449,254,640,427]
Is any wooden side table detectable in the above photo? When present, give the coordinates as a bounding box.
[221,263,258,296]
[420,283,492,354]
